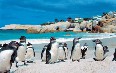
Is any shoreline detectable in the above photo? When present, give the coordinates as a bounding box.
[0,33,116,44]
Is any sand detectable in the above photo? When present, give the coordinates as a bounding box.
[8,37,116,73]
[10,52,116,73]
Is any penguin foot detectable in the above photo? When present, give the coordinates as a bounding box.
[16,65,18,68]
[16,62,18,68]
[93,58,98,61]
[65,58,67,60]
[27,61,34,63]
[45,62,49,64]
[112,58,116,61]
[23,61,28,66]
[77,60,80,62]
[81,57,85,59]
[61,60,65,62]
[4,70,10,73]
[72,59,75,62]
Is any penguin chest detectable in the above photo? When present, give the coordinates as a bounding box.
[0,50,13,72]
[58,47,65,60]
[42,50,46,60]
[25,48,34,58]
[17,46,26,61]
[72,44,81,60]
[64,47,68,55]
[50,42,58,56]
[95,44,104,60]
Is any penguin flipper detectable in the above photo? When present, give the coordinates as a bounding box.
[32,47,35,57]
[70,45,74,59]
[41,52,43,59]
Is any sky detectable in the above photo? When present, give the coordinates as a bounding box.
[0,0,116,27]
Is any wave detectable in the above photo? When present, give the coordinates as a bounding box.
[0,34,116,44]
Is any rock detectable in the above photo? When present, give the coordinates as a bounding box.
[27,27,41,33]
[101,25,116,33]
[73,24,82,32]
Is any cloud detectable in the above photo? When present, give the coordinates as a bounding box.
[0,0,115,26]
[0,0,115,13]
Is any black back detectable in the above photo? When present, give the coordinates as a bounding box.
[114,48,116,58]
[46,43,52,64]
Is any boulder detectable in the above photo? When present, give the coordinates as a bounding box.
[101,25,116,33]
[73,24,82,32]
[27,27,41,33]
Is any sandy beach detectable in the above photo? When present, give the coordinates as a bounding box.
[8,37,116,73]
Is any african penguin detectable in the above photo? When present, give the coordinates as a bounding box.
[58,43,65,62]
[15,36,27,67]
[81,43,88,59]
[71,38,82,62]
[25,42,35,63]
[46,37,59,64]
[0,41,19,73]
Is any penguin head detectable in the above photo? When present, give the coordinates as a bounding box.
[50,37,56,43]
[73,37,81,44]
[64,43,67,47]
[19,36,26,43]
[84,43,88,46]
[2,43,8,48]
[59,43,64,47]
[93,39,102,44]
[27,42,33,48]
[27,42,32,46]
[0,44,2,47]
[9,41,20,49]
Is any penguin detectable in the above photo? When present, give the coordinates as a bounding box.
[63,43,68,60]
[15,36,27,67]
[58,43,65,62]
[0,44,2,49]
[46,37,59,64]
[0,43,8,51]
[93,39,104,61]
[112,48,116,61]
[81,43,88,59]
[0,41,19,73]
[70,38,82,62]
[25,42,35,63]
[41,45,47,62]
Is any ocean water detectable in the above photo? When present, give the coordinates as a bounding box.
[0,30,116,41]
[0,29,116,52]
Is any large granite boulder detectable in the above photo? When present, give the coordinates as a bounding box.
[73,24,82,32]
[27,27,41,33]
[38,22,70,33]
[101,25,116,33]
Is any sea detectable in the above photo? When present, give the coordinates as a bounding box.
[0,29,116,43]
[0,29,116,52]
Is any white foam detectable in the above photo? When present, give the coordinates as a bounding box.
[0,33,116,44]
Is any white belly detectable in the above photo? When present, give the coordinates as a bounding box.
[95,44,104,61]
[72,43,82,60]
[42,50,46,61]
[25,48,34,60]
[49,42,58,63]
[0,50,13,72]
[58,47,65,60]
[64,47,68,58]
[16,46,26,61]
